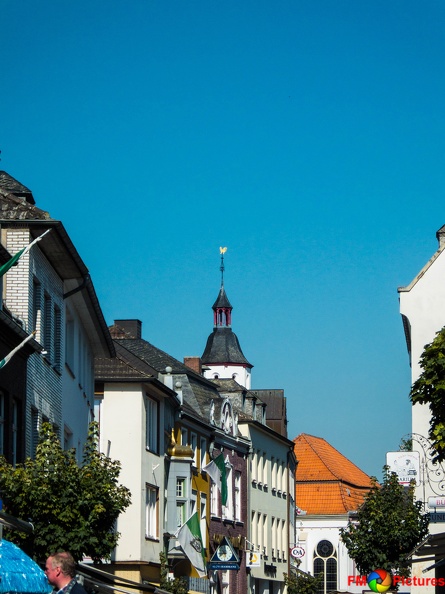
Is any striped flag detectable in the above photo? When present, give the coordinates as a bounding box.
[0,332,36,369]
[177,512,206,577]
[203,452,228,506]
[0,229,51,278]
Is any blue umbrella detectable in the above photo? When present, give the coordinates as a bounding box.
[0,540,51,594]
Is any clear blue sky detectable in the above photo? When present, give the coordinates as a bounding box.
[2,0,445,478]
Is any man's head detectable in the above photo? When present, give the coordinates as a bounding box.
[45,552,76,588]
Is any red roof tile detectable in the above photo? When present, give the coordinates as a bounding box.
[293,433,374,515]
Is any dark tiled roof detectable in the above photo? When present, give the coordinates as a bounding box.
[201,327,252,367]
[95,341,157,380]
[114,338,192,375]
[0,171,35,203]
[109,335,223,423]
[212,286,232,309]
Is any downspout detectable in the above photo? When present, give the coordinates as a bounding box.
[63,274,90,299]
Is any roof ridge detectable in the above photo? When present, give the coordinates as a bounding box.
[300,433,371,480]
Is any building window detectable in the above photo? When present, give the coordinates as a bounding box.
[33,279,41,340]
[191,432,197,466]
[222,461,233,520]
[200,437,207,469]
[146,395,159,453]
[176,477,186,498]
[176,478,187,527]
[200,494,207,550]
[54,304,61,372]
[43,292,52,359]
[234,471,241,521]
[65,311,75,373]
[210,481,218,516]
[314,540,337,594]
[146,484,159,539]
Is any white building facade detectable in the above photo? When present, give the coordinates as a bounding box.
[398,225,445,592]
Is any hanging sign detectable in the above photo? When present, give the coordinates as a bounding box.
[208,537,240,571]
[246,551,261,567]
[291,546,305,559]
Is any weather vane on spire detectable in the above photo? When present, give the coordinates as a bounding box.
[219,246,227,287]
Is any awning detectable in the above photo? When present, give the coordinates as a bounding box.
[0,511,34,534]
[77,563,170,594]
[0,539,51,594]
[407,532,445,564]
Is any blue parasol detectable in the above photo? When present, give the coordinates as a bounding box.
[0,540,51,594]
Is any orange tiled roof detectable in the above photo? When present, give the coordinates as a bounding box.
[294,433,374,515]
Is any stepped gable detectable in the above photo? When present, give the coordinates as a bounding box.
[294,433,374,514]
[0,171,50,220]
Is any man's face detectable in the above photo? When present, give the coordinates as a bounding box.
[44,557,60,586]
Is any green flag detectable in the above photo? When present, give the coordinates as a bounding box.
[203,453,228,506]
[177,512,206,577]
[0,229,51,278]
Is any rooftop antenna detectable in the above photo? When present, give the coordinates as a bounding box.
[219,246,227,287]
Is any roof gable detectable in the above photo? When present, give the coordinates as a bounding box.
[294,433,374,514]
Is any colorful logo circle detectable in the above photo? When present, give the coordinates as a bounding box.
[367,569,392,593]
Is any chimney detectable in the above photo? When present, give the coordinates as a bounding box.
[184,356,202,375]
[113,319,142,339]
[436,226,445,249]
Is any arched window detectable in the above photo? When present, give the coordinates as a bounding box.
[314,540,337,594]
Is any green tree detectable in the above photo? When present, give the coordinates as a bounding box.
[159,552,189,594]
[0,422,131,562]
[410,325,445,462]
[340,469,429,578]
[284,571,323,594]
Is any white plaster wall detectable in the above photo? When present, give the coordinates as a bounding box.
[99,383,164,564]
[399,240,445,594]
[204,363,251,389]
[296,516,363,594]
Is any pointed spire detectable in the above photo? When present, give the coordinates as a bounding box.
[219,246,227,287]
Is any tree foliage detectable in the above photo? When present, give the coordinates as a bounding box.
[410,326,445,462]
[284,571,323,594]
[159,552,189,594]
[0,422,131,563]
[340,469,429,578]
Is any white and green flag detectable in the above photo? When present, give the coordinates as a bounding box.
[0,229,51,278]
[177,512,206,577]
[0,332,36,369]
[203,453,228,505]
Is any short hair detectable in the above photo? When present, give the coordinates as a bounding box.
[49,552,76,578]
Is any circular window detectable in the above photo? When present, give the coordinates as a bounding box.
[316,540,334,558]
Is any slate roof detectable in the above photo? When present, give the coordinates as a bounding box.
[201,327,253,367]
[95,341,157,381]
[0,171,35,203]
[294,433,374,514]
[104,325,222,423]
[212,286,232,309]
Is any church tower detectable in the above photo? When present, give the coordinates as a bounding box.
[201,248,253,388]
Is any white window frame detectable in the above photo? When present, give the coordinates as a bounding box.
[145,484,159,539]
[146,395,159,453]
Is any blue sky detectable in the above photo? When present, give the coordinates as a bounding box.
[2,0,445,478]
